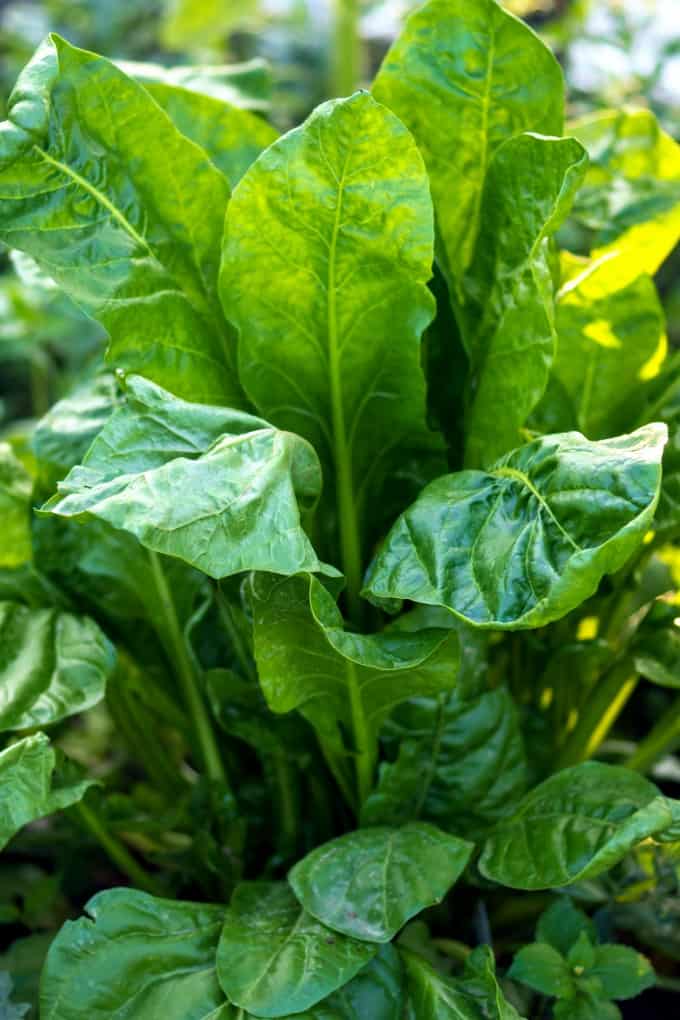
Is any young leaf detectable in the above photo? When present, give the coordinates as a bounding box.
[0,601,115,731]
[250,573,459,758]
[588,945,655,1000]
[288,823,473,943]
[403,946,525,1019]
[535,898,597,957]
[0,733,95,850]
[0,35,242,405]
[372,0,564,289]
[554,998,620,1020]
[40,888,228,1020]
[216,882,376,1017]
[364,425,666,629]
[479,762,675,889]
[508,944,575,998]
[42,376,333,580]
[462,133,587,468]
[362,687,528,839]
[0,443,32,568]
[220,91,441,580]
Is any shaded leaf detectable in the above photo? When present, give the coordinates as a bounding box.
[403,946,525,1019]
[0,974,29,1020]
[120,57,272,110]
[535,898,597,957]
[323,944,404,1020]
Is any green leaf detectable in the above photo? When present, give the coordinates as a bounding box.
[0,601,115,731]
[41,375,332,580]
[403,946,525,1019]
[364,425,666,629]
[0,442,32,568]
[289,823,473,943]
[508,943,575,998]
[0,35,242,405]
[0,974,29,1020]
[588,945,655,1000]
[0,732,95,850]
[40,888,229,1020]
[633,625,680,688]
[250,573,459,757]
[554,997,621,1020]
[161,0,257,52]
[462,134,587,468]
[323,944,404,1020]
[119,58,272,110]
[372,0,564,289]
[535,898,597,957]
[568,108,680,291]
[479,762,675,889]
[216,882,376,1018]
[220,91,441,565]
[535,268,666,439]
[362,687,528,840]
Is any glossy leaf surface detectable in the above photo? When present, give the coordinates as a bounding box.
[0,35,241,405]
[373,0,564,287]
[216,882,375,1017]
[589,945,655,1000]
[462,134,587,467]
[120,57,272,110]
[40,888,228,1020]
[479,762,675,889]
[0,601,114,731]
[365,425,666,629]
[0,733,94,850]
[289,823,473,942]
[42,376,331,579]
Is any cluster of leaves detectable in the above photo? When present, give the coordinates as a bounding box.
[1,0,680,1016]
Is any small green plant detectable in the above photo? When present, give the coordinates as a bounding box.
[0,0,680,1016]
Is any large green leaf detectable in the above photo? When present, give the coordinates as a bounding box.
[0,733,94,850]
[0,601,114,731]
[534,268,666,439]
[461,133,587,467]
[403,946,525,1019]
[0,443,32,568]
[289,823,472,943]
[250,573,459,759]
[40,888,229,1020]
[216,882,376,1018]
[42,376,332,580]
[568,108,680,292]
[479,762,676,890]
[323,945,404,1020]
[372,0,564,290]
[364,425,666,629]
[362,686,528,840]
[0,35,241,405]
[220,91,441,567]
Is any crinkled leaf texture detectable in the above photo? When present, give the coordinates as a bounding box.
[372,0,564,289]
[42,376,333,580]
[0,732,94,850]
[216,882,376,1017]
[365,425,666,629]
[40,888,229,1020]
[403,946,525,1019]
[249,573,459,756]
[289,823,473,943]
[0,601,115,731]
[0,443,32,568]
[0,35,242,405]
[220,90,442,556]
[479,762,676,890]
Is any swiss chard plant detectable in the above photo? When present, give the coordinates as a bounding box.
[1,0,680,1017]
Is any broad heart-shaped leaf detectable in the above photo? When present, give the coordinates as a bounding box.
[364,425,666,630]
[323,945,404,1020]
[372,0,564,291]
[0,35,242,406]
[533,267,666,439]
[0,443,32,568]
[0,601,115,731]
[41,376,333,580]
[220,91,442,564]
[216,882,376,1017]
[362,686,528,840]
[461,133,587,468]
[249,573,459,759]
[140,84,277,189]
[403,946,525,1020]
[289,823,473,943]
[479,762,676,890]
[0,732,94,850]
[568,108,680,293]
[40,888,229,1020]
[508,944,575,998]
